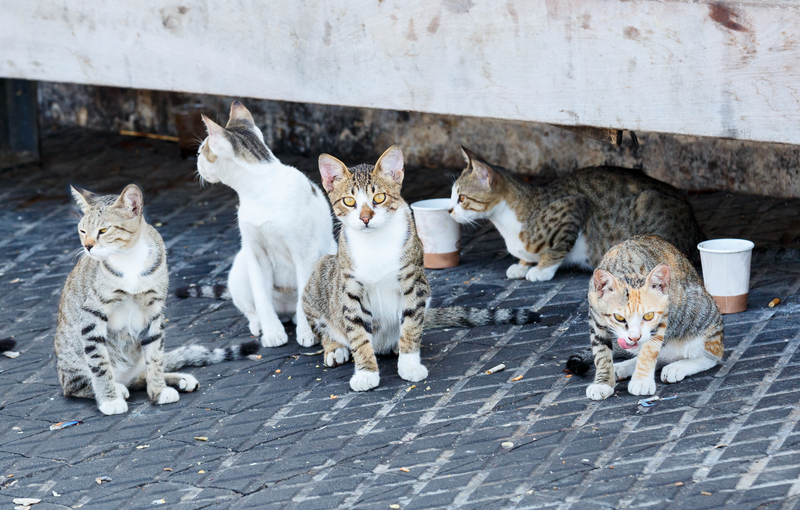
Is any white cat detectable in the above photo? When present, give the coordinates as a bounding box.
[188,101,336,348]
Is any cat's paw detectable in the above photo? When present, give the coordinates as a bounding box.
[157,387,180,405]
[350,370,380,392]
[261,324,289,347]
[247,316,261,337]
[614,361,636,381]
[525,265,558,282]
[506,264,529,279]
[177,374,199,392]
[661,363,689,383]
[296,327,318,348]
[98,398,128,415]
[325,347,350,367]
[397,353,428,382]
[586,383,614,400]
[115,382,130,400]
[627,378,656,396]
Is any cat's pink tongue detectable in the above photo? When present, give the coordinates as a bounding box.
[617,337,635,349]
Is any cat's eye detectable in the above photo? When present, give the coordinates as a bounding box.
[373,193,386,204]
[613,313,626,323]
[342,197,356,207]
[79,229,86,235]
[458,195,466,204]
[643,312,654,321]
[98,228,108,235]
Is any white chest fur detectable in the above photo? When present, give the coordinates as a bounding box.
[105,238,153,295]
[346,207,409,353]
[490,201,539,263]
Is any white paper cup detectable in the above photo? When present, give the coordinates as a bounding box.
[410,199,461,269]
[698,238,755,314]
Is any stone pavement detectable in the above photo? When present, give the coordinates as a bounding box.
[1,128,800,509]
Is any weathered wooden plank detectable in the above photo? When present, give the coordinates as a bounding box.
[1,1,799,144]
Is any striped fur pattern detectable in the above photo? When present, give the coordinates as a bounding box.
[175,284,230,300]
[196,101,336,349]
[54,184,258,416]
[303,146,540,392]
[449,147,705,283]
[572,236,723,400]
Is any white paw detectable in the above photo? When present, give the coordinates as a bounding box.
[325,347,350,367]
[586,383,614,400]
[99,398,128,415]
[397,352,428,382]
[248,318,261,337]
[261,323,289,347]
[178,374,199,392]
[157,387,180,405]
[115,382,130,400]
[506,264,529,279]
[628,378,656,396]
[661,363,688,383]
[525,265,558,282]
[296,327,319,348]
[350,370,380,392]
[614,362,636,381]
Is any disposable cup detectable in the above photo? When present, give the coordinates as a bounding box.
[698,238,755,314]
[410,199,461,269]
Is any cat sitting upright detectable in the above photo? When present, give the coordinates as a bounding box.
[55,184,258,415]
[449,147,705,282]
[178,101,336,348]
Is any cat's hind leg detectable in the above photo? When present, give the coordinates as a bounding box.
[322,334,351,368]
[164,373,200,392]
[229,252,261,337]
[614,358,638,381]
[660,332,722,383]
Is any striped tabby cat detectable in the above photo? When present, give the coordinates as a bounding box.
[567,235,724,400]
[303,146,540,392]
[55,184,258,415]
[449,147,704,282]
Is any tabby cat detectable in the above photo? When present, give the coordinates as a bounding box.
[567,235,724,399]
[55,184,258,415]
[178,101,336,348]
[449,147,704,282]
[303,146,541,392]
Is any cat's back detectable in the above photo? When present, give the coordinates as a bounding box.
[558,166,684,201]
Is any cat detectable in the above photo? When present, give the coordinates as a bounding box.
[449,147,705,282]
[179,101,337,348]
[302,146,541,392]
[55,184,259,415]
[566,235,724,399]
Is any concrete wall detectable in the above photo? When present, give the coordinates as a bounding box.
[38,81,800,198]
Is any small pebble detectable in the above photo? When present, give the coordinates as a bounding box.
[501,442,514,449]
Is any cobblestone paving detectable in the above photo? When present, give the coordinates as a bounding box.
[1,129,800,509]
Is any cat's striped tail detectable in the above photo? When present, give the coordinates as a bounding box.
[0,338,16,352]
[423,307,540,329]
[164,341,259,372]
[566,350,593,376]
[175,284,230,300]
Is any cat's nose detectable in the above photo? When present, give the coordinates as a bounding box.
[360,217,370,226]
[84,244,93,251]
[447,208,454,214]
[628,334,640,342]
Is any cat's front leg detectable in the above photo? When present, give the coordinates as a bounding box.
[507,260,533,279]
[397,272,429,382]
[80,305,128,415]
[628,319,667,396]
[140,315,178,405]
[246,248,288,347]
[522,196,588,283]
[586,331,615,400]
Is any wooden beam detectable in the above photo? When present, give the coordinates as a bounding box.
[1,1,799,145]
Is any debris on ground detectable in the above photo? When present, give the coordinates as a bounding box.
[247,354,262,361]
[163,468,172,472]
[486,364,506,375]
[136,445,150,449]
[12,498,41,506]
[638,395,677,407]
[769,298,781,307]
[512,375,523,381]
[152,499,166,505]
[501,442,514,449]
[194,437,208,442]
[95,476,111,484]
[4,351,19,358]
[50,421,82,431]
[399,467,410,472]
[301,349,324,356]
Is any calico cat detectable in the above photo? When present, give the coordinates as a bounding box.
[179,101,336,348]
[567,235,724,399]
[55,184,258,415]
[303,146,541,392]
[449,147,704,282]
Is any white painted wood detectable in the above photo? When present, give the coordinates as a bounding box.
[1,1,799,144]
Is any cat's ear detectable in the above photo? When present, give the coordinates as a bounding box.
[646,263,671,294]
[318,154,349,192]
[202,115,232,156]
[227,101,255,126]
[70,185,97,214]
[114,184,144,218]
[592,269,619,298]
[375,145,404,185]
[461,147,494,189]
